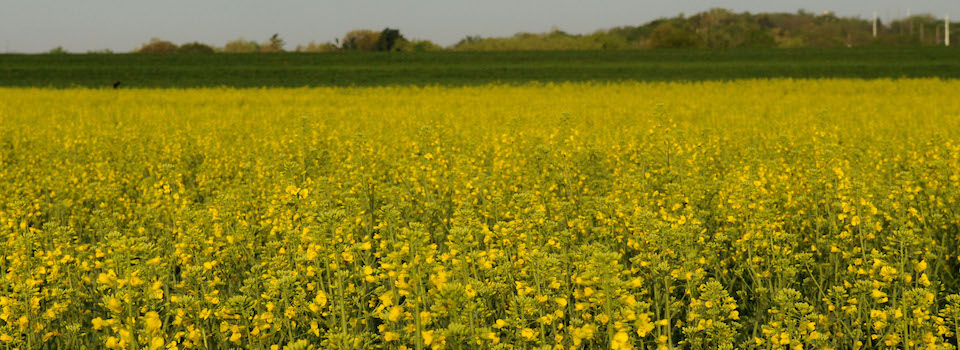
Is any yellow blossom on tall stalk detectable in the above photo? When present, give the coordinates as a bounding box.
[0,79,959,348]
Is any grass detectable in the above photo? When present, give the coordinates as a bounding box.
[1,47,960,88]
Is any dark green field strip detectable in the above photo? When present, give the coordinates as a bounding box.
[2,48,960,88]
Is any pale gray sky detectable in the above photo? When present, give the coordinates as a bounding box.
[1,0,956,53]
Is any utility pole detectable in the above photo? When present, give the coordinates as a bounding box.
[948,15,951,46]
[873,12,878,37]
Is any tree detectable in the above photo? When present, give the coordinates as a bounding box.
[649,22,701,48]
[261,34,285,52]
[48,46,68,54]
[374,28,405,51]
[224,38,260,53]
[455,35,484,47]
[341,30,380,51]
[177,42,215,54]
[136,38,178,54]
[296,41,339,52]
[397,40,443,52]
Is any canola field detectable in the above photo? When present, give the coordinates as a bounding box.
[1,80,960,349]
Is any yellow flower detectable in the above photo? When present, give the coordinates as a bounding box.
[521,328,536,341]
[422,330,435,345]
[97,273,113,287]
[384,331,400,342]
[129,275,144,287]
[871,309,888,320]
[919,273,931,286]
[880,266,898,281]
[149,337,165,350]
[636,313,655,337]
[107,297,122,314]
[105,336,120,349]
[151,281,164,299]
[285,185,299,196]
[573,324,597,345]
[388,305,403,322]
[315,290,328,307]
[7,78,960,349]
[18,315,29,331]
[92,317,107,330]
[779,332,791,345]
[145,311,162,333]
[611,331,630,350]
[884,333,901,346]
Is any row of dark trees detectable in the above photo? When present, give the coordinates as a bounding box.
[124,29,439,54]
[55,9,960,54]
[636,9,959,49]
[453,9,960,50]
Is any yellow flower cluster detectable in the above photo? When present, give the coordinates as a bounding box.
[1,79,960,349]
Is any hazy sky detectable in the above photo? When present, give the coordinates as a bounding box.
[1,0,957,53]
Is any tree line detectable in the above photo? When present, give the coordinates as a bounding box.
[49,9,960,54]
[454,9,960,50]
[125,29,440,54]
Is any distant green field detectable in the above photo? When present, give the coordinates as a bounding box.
[2,48,960,88]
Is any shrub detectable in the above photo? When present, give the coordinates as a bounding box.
[136,38,178,54]
[397,40,443,52]
[177,42,215,54]
[224,38,260,53]
[296,41,339,53]
[341,30,380,51]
